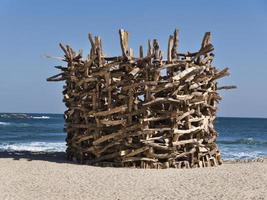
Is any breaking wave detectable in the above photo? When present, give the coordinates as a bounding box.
[0,122,30,127]
[0,113,51,120]
[0,142,66,152]
[0,122,11,126]
[218,138,267,146]
[220,150,266,160]
[30,116,50,119]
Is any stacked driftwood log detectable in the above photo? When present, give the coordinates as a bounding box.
[47,29,234,169]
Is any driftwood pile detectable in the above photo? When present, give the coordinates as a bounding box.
[47,29,234,169]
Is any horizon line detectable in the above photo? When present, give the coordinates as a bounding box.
[0,111,266,119]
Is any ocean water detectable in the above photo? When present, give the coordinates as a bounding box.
[0,113,65,152]
[0,113,266,160]
[216,117,267,160]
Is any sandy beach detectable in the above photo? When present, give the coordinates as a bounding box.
[0,152,266,200]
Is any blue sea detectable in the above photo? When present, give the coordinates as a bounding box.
[0,113,267,160]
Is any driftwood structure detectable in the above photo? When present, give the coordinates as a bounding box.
[47,29,234,169]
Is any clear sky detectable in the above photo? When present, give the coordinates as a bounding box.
[0,0,266,117]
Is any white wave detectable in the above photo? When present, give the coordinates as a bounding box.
[31,116,50,119]
[221,150,266,160]
[0,142,65,152]
[0,122,31,127]
[0,122,10,126]
[0,113,30,119]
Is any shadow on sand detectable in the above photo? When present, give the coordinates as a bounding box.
[0,151,73,164]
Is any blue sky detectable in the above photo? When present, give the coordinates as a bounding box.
[0,0,266,117]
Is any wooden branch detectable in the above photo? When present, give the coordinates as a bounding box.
[172,139,203,146]
[167,35,174,62]
[201,32,211,49]
[217,85,237,90]
[125,146,149,158]
[119,29,130,58]
[47,73,65,81]
[93,105,127,117]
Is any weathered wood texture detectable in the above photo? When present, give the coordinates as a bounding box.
[47,29,234,169]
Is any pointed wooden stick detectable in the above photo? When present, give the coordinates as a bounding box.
[167,35,174,62]
[201,32,211,49]
[139,45,143,58]
[119,29,130,58]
